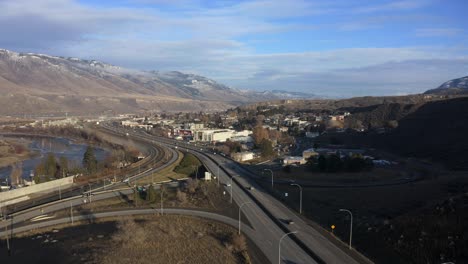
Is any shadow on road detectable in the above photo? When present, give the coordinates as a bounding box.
[74,207,96,224]
[283,260,298,264]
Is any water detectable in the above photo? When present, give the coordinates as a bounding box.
[0,136,108,181]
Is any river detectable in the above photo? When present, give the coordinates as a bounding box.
[0,136,108,182]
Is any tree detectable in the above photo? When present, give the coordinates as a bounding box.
[252,126,269,145]
[59,156,68,177]
[83,146,98,174]
[317,155,327,172]
[313,142,319,150]
[259,138,274,158]
[45,153,57,178]
[327,154,342,172]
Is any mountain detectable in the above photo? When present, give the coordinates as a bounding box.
[424,76,468,95]
[256,90,316,99]
[0,48,301,115]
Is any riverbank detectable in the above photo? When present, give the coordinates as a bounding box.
[0,138,37,169]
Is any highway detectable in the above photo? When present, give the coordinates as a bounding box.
[1,123,368,264]
[122,125,366,264]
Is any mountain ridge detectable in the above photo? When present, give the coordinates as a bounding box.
[424,75,468,95]
[0,48,316,114]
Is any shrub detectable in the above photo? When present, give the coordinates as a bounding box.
[176,190,187,204]
[226,232,247,253]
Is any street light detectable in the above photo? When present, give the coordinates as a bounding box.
[217,163,221,187]
[339,209,353,249]
[230,175,239,204]
[279,231,298,264]
[263,169,274,188]
[238,202,252,234]
[160,184,164,215]
[290,183,303,214]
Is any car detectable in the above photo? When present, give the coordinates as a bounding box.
[247,186,255,190]
[286,219,295,225]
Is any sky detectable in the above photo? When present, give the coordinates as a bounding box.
[0,0,467,97]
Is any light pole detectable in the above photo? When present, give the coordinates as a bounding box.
[160,185,164,215]
[264,169,274,188]
[279,231,298,264]
[290,183,303,214]
[217,163,221,187]
[238,202,252,234]
[70,202,74,224]
[339,209,353,249]
[230,175,239,204]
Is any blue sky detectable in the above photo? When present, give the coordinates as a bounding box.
[1,0,467,97]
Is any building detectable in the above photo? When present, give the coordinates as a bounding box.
[231,151,255,162]
[192,129,251,143]
[282,156,306,166]
[305,131,320,138]
[184,122,204,130]
[302,148,319,159]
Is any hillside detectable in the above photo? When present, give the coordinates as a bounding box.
[385,97,468,169]
[344,103,422,129]
[0,49,305,115]
[424,76,468,95]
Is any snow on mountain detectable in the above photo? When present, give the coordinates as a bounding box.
[424,76,468,95]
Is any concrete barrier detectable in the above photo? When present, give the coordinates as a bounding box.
[0,176,75,203]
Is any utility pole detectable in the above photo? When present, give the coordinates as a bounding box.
[59,184,62,200]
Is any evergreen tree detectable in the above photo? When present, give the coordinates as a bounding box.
[317,155,327,172]
[83,146,98,174]
[259,138,275,158]
[59,156,69,177]
[45,153,57,178]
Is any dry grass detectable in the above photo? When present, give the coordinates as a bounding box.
[0,138,34,168]
[135,150,187,185]
[95,215,248,264]
[3,215,251,264]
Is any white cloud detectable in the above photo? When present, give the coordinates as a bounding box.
[354,0,429,13]
[0,0,466,97]
[415,28,463,37]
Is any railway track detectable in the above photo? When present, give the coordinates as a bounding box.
[1,128,177,216]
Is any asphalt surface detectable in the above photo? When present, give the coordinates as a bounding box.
[1,124,368,264]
